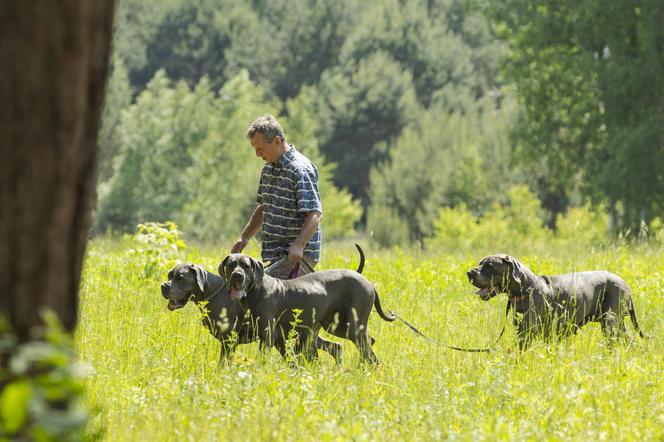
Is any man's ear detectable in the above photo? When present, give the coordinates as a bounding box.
[218,256,230,283]
[190,265,206,293]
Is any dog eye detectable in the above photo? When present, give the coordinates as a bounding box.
[175,274,183,280]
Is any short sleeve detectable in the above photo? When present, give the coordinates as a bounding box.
[256,167,267,205]
[295,166,322,213]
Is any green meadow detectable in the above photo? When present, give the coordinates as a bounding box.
[77,239,663,441]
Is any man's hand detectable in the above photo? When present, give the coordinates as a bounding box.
[231,238,248,254]
[231,204,264,254]
[287,243,304,266]
[286,211,321,266]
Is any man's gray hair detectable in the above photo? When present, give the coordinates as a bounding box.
[246,114,284,141]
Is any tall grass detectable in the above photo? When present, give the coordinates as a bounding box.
[77,239,663,440]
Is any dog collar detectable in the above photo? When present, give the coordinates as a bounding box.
[198,283,225,303]
[508,280,538,303]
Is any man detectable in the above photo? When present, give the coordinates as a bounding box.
[231,114,322,279]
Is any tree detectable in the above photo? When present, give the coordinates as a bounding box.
[0,0,114,341]
[98,53,132,184]
[315,51,420,207]
[136,0,233,93]
[491,0,664,230]
[368,95,519,244]
[96,71,220,233]
[225,0,359,100]
[0,2,114,437]
[339,0,505,108]
[113,0,183,92]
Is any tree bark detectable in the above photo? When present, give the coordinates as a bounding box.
[0,1,115,341]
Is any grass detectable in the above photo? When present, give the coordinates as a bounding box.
[76,239,664,441]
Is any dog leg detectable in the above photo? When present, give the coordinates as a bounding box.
[516,318,533,351]
[353,330,379,365]
[600,310,623,345]
[315,336,343,365]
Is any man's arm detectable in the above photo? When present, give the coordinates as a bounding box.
[231,204,264,253]
[287,210,323,265]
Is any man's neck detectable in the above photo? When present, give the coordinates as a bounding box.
[272,143,291,165]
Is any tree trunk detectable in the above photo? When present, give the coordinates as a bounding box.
[0,1,115,342]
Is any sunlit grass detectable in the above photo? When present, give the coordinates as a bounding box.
[77,240,664,441]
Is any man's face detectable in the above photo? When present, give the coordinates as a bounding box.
[250,133,283,164]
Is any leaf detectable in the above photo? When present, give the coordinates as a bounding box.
[1,380,31,434]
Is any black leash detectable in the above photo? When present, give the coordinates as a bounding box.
[389,300,512,353]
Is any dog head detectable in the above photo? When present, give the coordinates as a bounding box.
[160,264,207,310]
[218,254,264,301]
[466,254,525,300]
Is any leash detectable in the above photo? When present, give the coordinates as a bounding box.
[389,300,512,353]
[264,254,316,279]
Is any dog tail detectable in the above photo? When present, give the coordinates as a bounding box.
[373,290,396,322]
[628,299,645,338]
[355,243,365,274]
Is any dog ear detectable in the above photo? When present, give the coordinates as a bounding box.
[251,258,264,288]
[189,265,206,293]
[502,256,522,285]
[218,255,231,283]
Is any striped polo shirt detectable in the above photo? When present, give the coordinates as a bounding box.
[256,145,322,263]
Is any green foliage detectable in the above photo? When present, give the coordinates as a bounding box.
[137,0,233,92]
[112,0,182,90]
[104,0,519,236]
[428,185,551,253]
[490,0,664,229]
[366,204,411,247]
[95,71,214,232]
[339,0,505,108]
[127,221,187,279]
[315,51,420,205]
[97,53,132,184]
[0,312,92,441]
[369,94,519,244]
[428,187,615,254]
[320,187,364,240]
[426,204,483,252]
[225,0,359,100]
[554,205,609,247]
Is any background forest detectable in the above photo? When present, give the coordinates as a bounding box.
[96,0,664,248]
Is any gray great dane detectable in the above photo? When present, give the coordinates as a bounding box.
[161,264,254,362]
[218,253,395,365]
[160,245,366,363]
[466,254,645,349]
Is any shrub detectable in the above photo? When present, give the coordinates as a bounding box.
[427,185,551,253]
[427,204,481,252]
[554,205,609,248]
[367,205,410,247]
[127,221,187,279]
